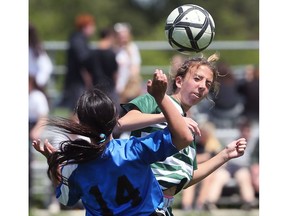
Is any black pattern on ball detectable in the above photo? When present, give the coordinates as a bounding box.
[165,4,215,54]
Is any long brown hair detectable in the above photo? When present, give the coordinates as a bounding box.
[168,53,221,107]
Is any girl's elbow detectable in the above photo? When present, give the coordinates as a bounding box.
[185,133,194,144]
[114,121,124,133]
[183,133,194,148]
[176,134,194,150]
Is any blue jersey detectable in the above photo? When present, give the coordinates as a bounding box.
[56,127,178,216]
[122,94,197,195]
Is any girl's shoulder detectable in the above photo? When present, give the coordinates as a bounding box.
[121,93,160,114]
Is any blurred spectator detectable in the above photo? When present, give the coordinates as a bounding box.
[238,64,259,135]
[29,23,53,94]
[238,65,259,121]
[29,75,50,149]
[204,119,258,210]
[88,26,121,138]
[59,13,96,121]
[113,22,142,108]
[90,26,119,113]
[208,61,244,128]
[237,65,259,193]
[181,121,222,211]
[169,54,186,74]
[29,74,50,206]
[167,54,187,95]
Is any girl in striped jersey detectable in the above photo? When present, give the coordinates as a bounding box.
[117,53,248,215]
[31,70,198,216]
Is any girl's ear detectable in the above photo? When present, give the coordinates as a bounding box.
[175,76,183,89]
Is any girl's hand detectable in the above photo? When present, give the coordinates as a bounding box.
[183,117,201,137]
[147,69,167,101]
[32,139,56,159]
[225,138,247,159]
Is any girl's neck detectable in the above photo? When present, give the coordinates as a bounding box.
[171,94,190,113]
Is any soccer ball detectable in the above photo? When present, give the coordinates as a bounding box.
[165,4,215,54]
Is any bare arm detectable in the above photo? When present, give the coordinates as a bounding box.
[196,152,211,164]
[117,109,166,132]
[148,69,193,150]
[117,110,201,136]
[184,137,247,188]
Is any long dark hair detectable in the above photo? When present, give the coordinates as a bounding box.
[47,88,118,181]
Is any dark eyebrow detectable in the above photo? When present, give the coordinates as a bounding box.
[194,72,213,83]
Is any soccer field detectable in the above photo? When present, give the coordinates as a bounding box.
[30,208,259,216]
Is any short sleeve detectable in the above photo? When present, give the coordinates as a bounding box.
[127,127,179,164]
[56,164,81,206]
[121,94,160,114]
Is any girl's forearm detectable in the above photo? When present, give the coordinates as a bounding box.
[157,95,193,150]
[186,149,229,188]
[116,110,165,132]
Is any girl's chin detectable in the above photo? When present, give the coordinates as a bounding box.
[190,96,201,104]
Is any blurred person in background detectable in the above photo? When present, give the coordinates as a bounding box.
[238,65,259,198]
[29,74,50,206]
[88,26,120,118]
[29,23,53,96]
[238,64,259,123]
[113,22,142,108]
[204,118,258,210]
[208,61,244,128]
[59,13,96,122]
[181,120,222,211]
[238,64,259,138]
[166,54,187,95]
[29,74,50,151]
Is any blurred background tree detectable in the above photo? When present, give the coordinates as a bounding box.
[29,0,258,41]
[29,0,259,86]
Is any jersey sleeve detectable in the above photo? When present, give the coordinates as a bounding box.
[128,127,179,164]
[56,164,81,206]
[192,142,198,170]
[121,93,161,114]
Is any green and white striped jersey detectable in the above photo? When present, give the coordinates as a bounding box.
[121,93,198,195]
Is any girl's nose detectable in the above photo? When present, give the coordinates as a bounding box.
[198,81,206,90]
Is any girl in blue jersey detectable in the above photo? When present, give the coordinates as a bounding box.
[116,54,248,215]
[32,70,201,216]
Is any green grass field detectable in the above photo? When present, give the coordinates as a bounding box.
[29,208,259,216]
